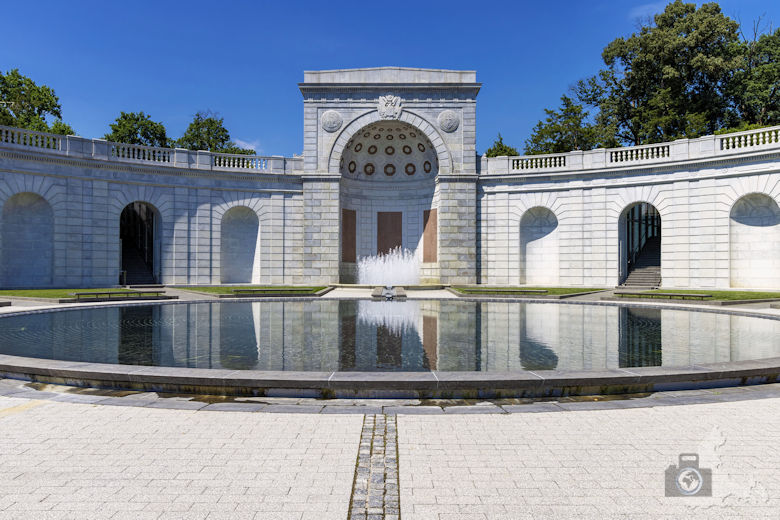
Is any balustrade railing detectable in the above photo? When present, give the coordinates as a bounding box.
[110,142,171,163]
[719,127,780,151]
[0,126,62,150]
[0,124,301,174]
[482,123,780,175]
[609,144,669,163]
[511,154,566,171]
[213,154,268,170]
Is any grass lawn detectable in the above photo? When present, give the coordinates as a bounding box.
[452,287,603,295]
[178,286,327,295]
[646,289,780,301]
[0,288,141,299]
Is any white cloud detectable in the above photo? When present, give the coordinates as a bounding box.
[628,2,666,21]
[233,138,261,153]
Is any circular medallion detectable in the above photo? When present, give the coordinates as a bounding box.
[384,164,396,176]
[399,134,406,140]
[438,110,460,133]
[354,143,363,152]
[363,132,370,138]
[373,134,381,140]
[405,163,416,175]
[348,161,356,173]
[321,110,342,132]
[418,143,426,152]
[385,146,395,155]
[387,134,394,140]
[364,163,375,175]
[424,161,432,173]
[368,145,377,155]
[402,145,412,155]
[410,132,417,138]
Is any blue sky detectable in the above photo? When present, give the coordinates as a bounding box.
[3,0,778,156]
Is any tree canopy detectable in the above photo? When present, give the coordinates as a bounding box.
[484,133,519,157]
[103,111,169,148]
[176,111,253,154]
[0,69,76,135]
[524,1,780,154]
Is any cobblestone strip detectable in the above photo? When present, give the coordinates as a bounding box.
[349,414,401,520]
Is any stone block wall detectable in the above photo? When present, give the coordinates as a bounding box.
[438,178,478,284]
[479,160,780,289]
[303,177,340,284]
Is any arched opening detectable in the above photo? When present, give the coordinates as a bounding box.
[730,193,780,288]
[220,206,259,283]
[1,192,54,287]
[338,121,438,283]
[120,202,160,285]
[618,202,661,286]
[519,207,559,285]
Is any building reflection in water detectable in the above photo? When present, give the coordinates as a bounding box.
[0,301,777,372]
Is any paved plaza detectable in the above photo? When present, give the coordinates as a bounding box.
[1,377,780,519]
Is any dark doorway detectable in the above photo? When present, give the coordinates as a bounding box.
[620,202,661,286]
[120,202,158,285]
[377,211,402,254]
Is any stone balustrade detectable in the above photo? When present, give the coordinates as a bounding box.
[5,123,780,178]
[484,124,780,175]
[609,143,669,163]
[719,126,780,151]
[0,125,302,175]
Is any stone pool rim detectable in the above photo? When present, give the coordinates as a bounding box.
[0,297,778,398]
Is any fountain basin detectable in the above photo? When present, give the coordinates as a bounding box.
[0,299,777,398]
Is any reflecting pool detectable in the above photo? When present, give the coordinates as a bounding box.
[0,301,778,372]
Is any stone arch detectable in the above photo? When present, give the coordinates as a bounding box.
[110,186,172,284]
[120,201,162,284]
[617,201,662,285]
[729,192,780,288]
[1,192,54,287]
[519,206,559,285]
[220,206,260,283]
[328,110,453,175]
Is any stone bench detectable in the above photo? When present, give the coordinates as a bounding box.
[615,291,711,300]
[231,288,314,295]
[73,290,167,301]
[464,288,548,294]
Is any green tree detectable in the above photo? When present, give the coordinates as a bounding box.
[104,111,169,147]
[524,95,609,154]
[528,1,749,151]
[729,28,780,126]
[50,119,76,135]
[176,111,253,154]
[0,69,76,134]
[484,133,519,157]
[588,1,742,144]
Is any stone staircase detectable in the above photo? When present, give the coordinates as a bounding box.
[623,237,661,287]
[121,244,156,285]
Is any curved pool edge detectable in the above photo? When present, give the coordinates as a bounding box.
[1,297,779,398]
[1,353,778,399]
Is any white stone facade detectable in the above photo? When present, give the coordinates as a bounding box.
[0,67,779,289]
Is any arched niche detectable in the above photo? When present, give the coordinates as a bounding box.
[338,121,438,283]
[220,206,260,284]
[519,206,559,285]
[2,192,54,287]
[730,193,780,288]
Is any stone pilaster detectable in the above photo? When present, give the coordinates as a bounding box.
[302,175,340,284]
[437,176,478,284]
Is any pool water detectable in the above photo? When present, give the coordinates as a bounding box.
[0,300,777,372]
